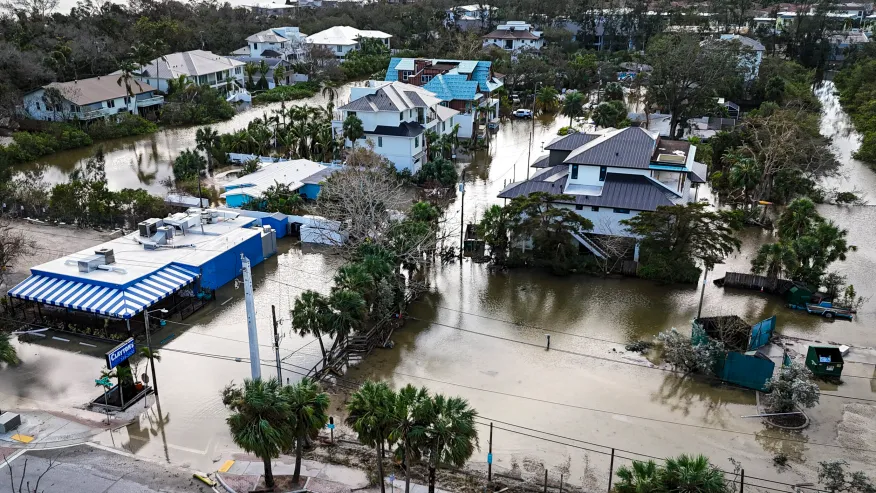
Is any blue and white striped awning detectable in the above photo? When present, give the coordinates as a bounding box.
[8,265,198,319]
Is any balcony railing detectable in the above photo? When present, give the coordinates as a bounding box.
[136,96,164,107]
[80,108,112,120]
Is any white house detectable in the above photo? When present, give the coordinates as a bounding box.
[332,81,460,173]
[445,4,496,30]
[716,34,765,81]
[499,127,707,247]
[483,21,544,52]
[22,76,163,122]
[129,50,249,101]
[306,26,391,59]
[241,27,308,61]
[221,159,340,207]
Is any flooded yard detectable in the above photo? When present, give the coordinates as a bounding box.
[1,81,875,489]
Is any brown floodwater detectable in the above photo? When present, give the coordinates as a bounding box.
[2,82,875,488]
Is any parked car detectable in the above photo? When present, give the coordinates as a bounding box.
[513,109,533,118]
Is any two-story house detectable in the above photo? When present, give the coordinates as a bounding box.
[385,58,503,139]
[499,127,707,247]
[240,27,309,61]
[306,26,391,60]
[483,21,544,52]
[332,81,460,172]
[445,4,496,31]
[22,76,163,122]
[130,50,249,101]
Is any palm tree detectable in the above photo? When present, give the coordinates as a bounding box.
[258,60,270,90]
[195,126,220,173]
[166,75,192,97]
[138,346,160,383]
[346,381,397,493]
[417,394,479,493]
[321,82,339,105]
[273,64,286,87]
[221,378,295,489]
[0,332,19,365]
[727,153,761,208]
[561,91,585,126]
[614,460,661,493]
[283,378,330,484]
[343,114,365,149]
[334,263,375,299]
[291,290,330,367]
[325,289,366,351]
[244,63,258,91]
[752,242,796,279]
[389,384,430,493]
[535,86,559,114]
[659,454,726,493]
[777,198,818,240]
[116,59,143,98]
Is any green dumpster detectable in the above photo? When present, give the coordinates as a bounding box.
[805,345,844,378]
[786,284,814,308]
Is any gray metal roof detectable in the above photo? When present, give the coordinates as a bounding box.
[338,81,441,113]
[364,122,424,137]
[690,161,708,184]
[498,167,674,211]
[564,127,657,169]
[531,154,551,168]
[544,132,600,151]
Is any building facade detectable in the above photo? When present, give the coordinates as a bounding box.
[499,128,707,241]
[130,50,248,101]
[332,81,460,172]
[22,76,163,122]
[483,21,544,52]
[242,27,309,61]
[306,26,391,59]
[384,58,503,139]
[221,159,340,207]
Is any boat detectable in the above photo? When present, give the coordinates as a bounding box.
[487,118,500,130]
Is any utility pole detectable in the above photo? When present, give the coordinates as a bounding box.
[459,169,466,260]
[272,305,282,382]
[143,308,165,396]
[697,268,709,319]
[241,254,261,380]
[526,82,540,180]
[487,422,493,482]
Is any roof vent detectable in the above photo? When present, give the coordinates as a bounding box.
[95,248,115,265]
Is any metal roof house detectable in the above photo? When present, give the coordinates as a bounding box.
[499,127,707,246]
[332,81,459,172]
[124,50,249,102]
[385,58,503,139]
[7,209,277,332]
[306,26,391,59]
[221,159,341,207]
[483,21,544,52]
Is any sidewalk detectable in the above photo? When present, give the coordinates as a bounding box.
[217,456,451,493]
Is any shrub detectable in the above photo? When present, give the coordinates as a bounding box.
[161,86,235,125]
[252,82,319,104]
[0,124,92,165]
[85,113,158,140]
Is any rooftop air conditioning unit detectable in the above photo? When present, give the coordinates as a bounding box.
[94,248,115,265]
[78,254,104,273]
[139,218,164,237]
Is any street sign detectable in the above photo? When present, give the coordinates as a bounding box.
[95,377,112,388]
[106,338,136,369]
[326,423,335,430]
[487,453,492,464]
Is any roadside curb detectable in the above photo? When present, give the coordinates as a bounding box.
[215,473,238,493]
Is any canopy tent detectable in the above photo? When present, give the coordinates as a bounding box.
[8,265,198,319]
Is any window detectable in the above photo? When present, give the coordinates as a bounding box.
[613,208,631,214]
[199,75,208,84]
[414,136,419,148]
[571,164,579,180]
[106,99,116,108]
[235,67,242,75]
[378,136,383,147]
[422,75,432,83]
[36,102,41,110]
[123,96,130,105]
[336,45,342,53]
[599,166,607,181]
[591,206,600,212]
[348,111,356,118]
[399,111,404,120]
[575,204,583,210]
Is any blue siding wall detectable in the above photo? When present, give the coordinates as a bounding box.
[187,231,265,290]
[298,184,321,200]
[261,216,289,238]
[225,194,253,208]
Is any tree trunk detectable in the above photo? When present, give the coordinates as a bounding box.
[428,466,436,493]
[404,441,412,493]
[377,440,386,493]
[293,430,304,483]
[264,456,275,488]
[314,328,328,368]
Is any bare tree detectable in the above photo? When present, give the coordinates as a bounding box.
[0,220,37,289]
[0,0,59,17]
[4,454,58,493]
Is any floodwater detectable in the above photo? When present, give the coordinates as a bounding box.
[11,86,354,194]
[2,82,875,488]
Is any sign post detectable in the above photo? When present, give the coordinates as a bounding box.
[95,376,113,424]
[327,417,335,444]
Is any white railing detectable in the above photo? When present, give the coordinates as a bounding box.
[80,108,112,120]
[136,96,164,107]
